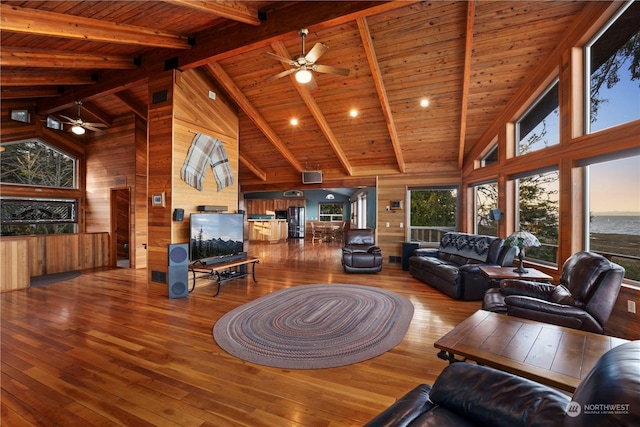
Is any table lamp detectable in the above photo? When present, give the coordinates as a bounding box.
[505,230,540,274]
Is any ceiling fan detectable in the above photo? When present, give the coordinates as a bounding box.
[59,101,107,135]
[263,28,350,85]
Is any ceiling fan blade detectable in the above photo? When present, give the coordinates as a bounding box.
[266,68,297,82]
[262,51,296,66]
[313,64,350,77]
[84,124,105,132]
[305,43,329,64]
[59,114,76,123]
[85,122,107,128]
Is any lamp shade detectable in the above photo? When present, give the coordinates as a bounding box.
[506,230,540,249]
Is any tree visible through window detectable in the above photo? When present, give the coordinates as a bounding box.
[319,203,343,222]
[515,170,559,265]
[408,188,457,243]
[474,182,498,236]
[587,1,640,133]
[1,139,75,188]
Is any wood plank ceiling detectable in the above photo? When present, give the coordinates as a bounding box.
[0,1,589,191]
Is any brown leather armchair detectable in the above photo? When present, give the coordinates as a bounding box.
[483,251,625,333]
[342,228,382,273]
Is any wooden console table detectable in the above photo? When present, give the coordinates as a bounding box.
[189,256,260,297]
[434,310,628,392]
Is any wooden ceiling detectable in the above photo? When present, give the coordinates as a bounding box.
[0,1,589,191]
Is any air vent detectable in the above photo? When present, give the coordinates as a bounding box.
[302,171,322,184]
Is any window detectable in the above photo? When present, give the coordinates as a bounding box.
[1,139,76,188]
[408,187,457,243]
[516,80,559,155]
[586,155,640,282]
[586,1,640,133]
[10,109,30,123]
[46,115,63,130]
[474,182,498,236]
[514,169,559,265]
[0,198,77,236]
[319,203,344,222]
[480,143,498,167]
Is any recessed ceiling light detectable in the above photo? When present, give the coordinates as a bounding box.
[290,118,299,126]
[349,109,358,118]
[420,98,430,108]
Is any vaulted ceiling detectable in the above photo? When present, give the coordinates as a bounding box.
[0,1,589,191]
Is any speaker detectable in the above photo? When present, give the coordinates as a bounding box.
[173,208,184,222]
[489,208,502,221]
[302,171,322,184]
[168,244,189,299]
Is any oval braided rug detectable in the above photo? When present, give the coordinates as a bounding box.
[213,284,414,369]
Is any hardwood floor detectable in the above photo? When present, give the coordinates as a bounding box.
[1,240,481,426]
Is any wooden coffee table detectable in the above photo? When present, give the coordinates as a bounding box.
[434,310,628,392]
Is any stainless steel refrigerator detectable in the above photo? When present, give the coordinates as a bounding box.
[288,207,305,238]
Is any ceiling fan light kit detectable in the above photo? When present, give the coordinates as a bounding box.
[264,28,350,86]
[70,125,86,135]
[295,69,312,84]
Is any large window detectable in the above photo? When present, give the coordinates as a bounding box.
[1,139,76,188]
[474,182,498,236]
[586,155,640,282]
[515,80,559,155]
[0,139,78,236]
[514,169,559,265]
[586,1,640,133]
[319,203,344,222]
[408,187,457,243]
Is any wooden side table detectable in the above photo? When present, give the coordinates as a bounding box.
[479,265,552,288]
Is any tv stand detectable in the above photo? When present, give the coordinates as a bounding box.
[200,252,247,266]
[189,256,259,297]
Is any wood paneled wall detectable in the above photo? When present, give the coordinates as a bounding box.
[0,238,29,292]
[0,233,110,292]
[147,68,239,291]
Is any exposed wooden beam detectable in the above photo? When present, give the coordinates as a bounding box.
[114,91,148,121]
[239,153,267,182]
[1,87,61,99]
[162,0,262,26]
[0,4,191,49]
[79,102,112,127]
[1,72,96,87]
[356,17,405,174]
[37,1,399,114]
[0,47,137,69]
[204,62,305,173]
[458,0,476,170]
[271,42,353,177]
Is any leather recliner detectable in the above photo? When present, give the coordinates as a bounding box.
[365,340,640,427]
[342,228,382,273]
[483,251,625,333]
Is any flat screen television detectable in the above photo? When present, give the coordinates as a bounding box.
[189,213,245,264]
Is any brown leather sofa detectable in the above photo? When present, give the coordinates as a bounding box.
[483,251,624,333]
[365,340,640,427]
[409,232,516,300]
[342,228,382,273]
